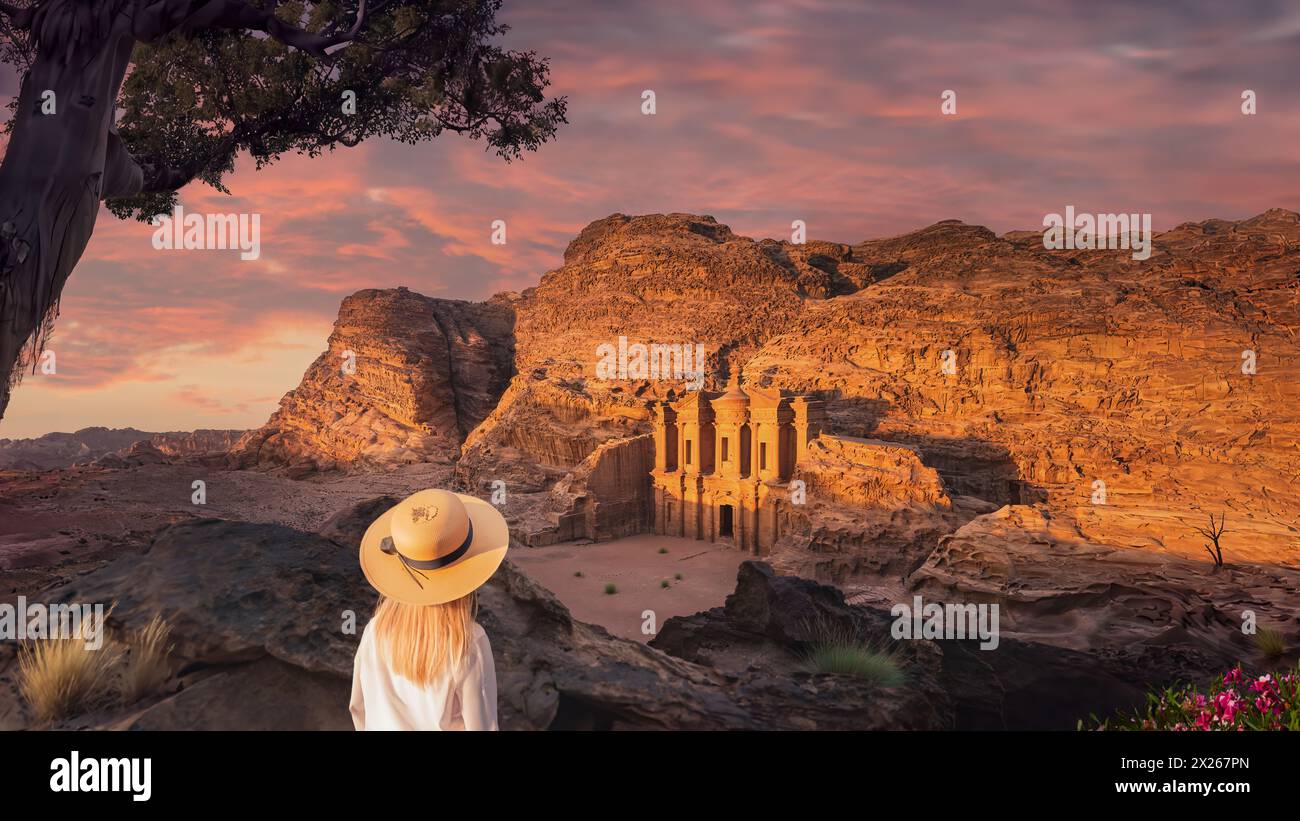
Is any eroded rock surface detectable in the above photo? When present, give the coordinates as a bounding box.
[651,560,1232,730]
[746,210,1300,565]
[231,287,516,472]
[1,509,948,730]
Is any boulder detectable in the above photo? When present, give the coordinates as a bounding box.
[650,559,1231,730]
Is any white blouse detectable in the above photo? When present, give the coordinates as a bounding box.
[349,620,498,731]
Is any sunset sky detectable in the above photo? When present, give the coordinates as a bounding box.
[3,0,1299,438]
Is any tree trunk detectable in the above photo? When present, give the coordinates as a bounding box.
[0,21,137,418]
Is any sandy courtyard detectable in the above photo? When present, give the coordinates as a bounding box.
[511,534,751,642]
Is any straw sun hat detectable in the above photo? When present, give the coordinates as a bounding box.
[359,489,510,605]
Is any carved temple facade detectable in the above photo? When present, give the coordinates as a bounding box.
[649,376,826,555]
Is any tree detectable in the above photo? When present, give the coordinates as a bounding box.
[1192,511,1228,569]
[0,0,566,417]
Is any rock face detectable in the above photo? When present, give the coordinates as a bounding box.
[770,434,973,582]
[745,210,1300,566]
[797,435,950,510]
[231,288,516,471]
[909,504,1300,657]
[227,210,1295,624]
[523,434,654,546]
[0,427,243,470]
[456,213,879,495]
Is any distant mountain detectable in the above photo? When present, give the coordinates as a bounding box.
[0,426,245,470]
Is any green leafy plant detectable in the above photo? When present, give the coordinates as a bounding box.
[604,583,617,595]
[1091,663,1299,731]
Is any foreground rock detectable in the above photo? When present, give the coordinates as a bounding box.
[2,506,946,730]
[651,561,1230,730]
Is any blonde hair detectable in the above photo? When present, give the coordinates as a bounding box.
[371,593,477,687]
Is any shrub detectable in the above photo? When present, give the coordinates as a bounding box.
[573,571,584,578]
[674,573,683,581]
[660,580,670,589]
[603,583,617,595]
[18,612,121,723]
[1092,663,1300,731]
[802,620,905,687]
[119,615,174,704]
[1254,626,1286,659]
[658,548,668,554]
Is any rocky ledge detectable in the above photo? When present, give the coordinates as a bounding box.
[0,497,1244,731]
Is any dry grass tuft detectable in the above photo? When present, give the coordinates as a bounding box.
[17,610,120,723]
[118,614,175,705]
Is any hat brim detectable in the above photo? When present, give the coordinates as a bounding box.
[359,493,510,605]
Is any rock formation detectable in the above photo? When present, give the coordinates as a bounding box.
[0,427,243,471]
[224,209,1296,625]
[908,504,1300,656]
[0,507,953,731]
[649,561,1230,730]
[231,288,516,472]
[455,213,881,490]
[747,210,1300,567]
[524,433,654,546]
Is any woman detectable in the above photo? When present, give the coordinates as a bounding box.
[350,488,510,731]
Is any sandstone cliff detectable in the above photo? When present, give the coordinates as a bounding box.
[231,287,516,471]
[234,209,1297,593]
[746,209,1300,566]
[455,213,890,492]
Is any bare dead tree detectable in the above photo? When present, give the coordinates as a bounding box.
[1192,511,1228,568]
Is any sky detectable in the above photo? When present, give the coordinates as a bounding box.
[3,0,1299,438]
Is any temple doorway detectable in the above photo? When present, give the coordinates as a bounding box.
[719,504,734,538]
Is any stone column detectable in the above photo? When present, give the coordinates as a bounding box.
[790,396,826,467]
[653,403,677,472]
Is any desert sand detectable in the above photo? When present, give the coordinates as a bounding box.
[510,534,749,641]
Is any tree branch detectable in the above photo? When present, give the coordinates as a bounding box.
[132,0,368,59]
[225,0,366,58]
[0,1,34,29]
